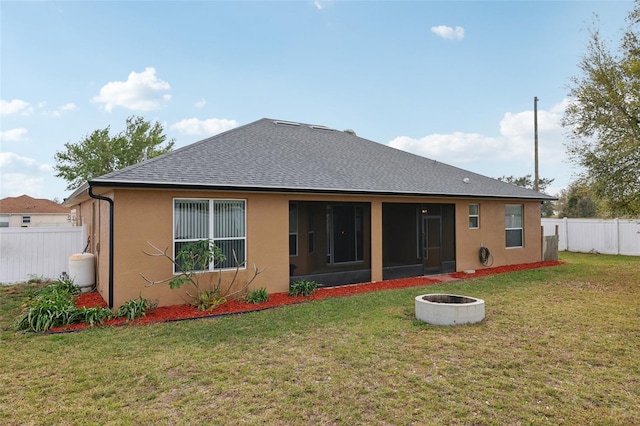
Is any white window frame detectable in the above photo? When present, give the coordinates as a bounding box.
[22,215,31,226]
[505,204,523,248]
[469,204,479,229]
[173,198,247,273]
[0,215,9,228]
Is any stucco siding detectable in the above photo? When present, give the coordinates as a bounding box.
[454,199,542,271]
[70,189,544,309]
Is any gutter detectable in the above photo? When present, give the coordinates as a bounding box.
[88,186,114,309]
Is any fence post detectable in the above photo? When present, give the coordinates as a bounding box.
[562,217,569,251]
[614,218,620,255]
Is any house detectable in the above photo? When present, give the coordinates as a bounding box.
[0,194,73,227]
[63,118,554,309]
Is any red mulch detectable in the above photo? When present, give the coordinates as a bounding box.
[50,260,564,333]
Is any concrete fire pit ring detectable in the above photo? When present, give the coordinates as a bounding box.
[415,294,485,326]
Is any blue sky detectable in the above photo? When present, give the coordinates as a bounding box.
[0,0,632,201]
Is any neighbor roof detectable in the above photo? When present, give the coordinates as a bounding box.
[0,195,70,214]
[81,118,552,200]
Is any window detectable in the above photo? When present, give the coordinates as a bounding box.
[22,216,31,226]
[469,204,479,229]
[173,199,246,272]
[289,203,298,256]
[0,215,8,228]
[505,204,523,248]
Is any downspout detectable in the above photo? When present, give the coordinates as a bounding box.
[88,186,115,309]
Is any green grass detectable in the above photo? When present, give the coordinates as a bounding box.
[1,252,639,425]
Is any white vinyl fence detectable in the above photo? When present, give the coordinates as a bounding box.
[0,225,87,284]
[542,218,640,256]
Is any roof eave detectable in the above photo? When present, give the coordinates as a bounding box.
[88,179,555,201]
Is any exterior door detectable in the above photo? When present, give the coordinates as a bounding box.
[423,216,442,273]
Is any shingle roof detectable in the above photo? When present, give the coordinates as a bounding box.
[88,118,553,200]
[0,195,70,214]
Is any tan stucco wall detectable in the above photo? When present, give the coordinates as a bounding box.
[71,189,543,309]
[453,199,542,271]
[109,190,290,308]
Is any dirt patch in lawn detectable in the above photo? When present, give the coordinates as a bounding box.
[51,261,563,333]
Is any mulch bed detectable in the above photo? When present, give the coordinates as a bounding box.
[50,260,563,333]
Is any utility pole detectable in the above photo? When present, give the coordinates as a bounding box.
[534,96,539,192]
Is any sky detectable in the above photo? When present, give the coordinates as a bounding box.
[0,0,633,202]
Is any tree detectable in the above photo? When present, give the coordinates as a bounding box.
[555,181,600,218]
[54,116,175,190]
[562,4,640,217]
[497,175,556,217]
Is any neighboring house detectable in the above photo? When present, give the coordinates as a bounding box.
[0,195,73,227]
[63,118,554,309]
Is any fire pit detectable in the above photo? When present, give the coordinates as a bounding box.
[414,294,485,325]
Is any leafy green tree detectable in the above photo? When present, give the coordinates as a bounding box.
[54,116,175,190]
[562,4,640,217]
[497,175,554,192]
[497,175,556,217]
[555,181,600,218]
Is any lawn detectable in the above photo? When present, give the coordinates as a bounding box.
[1,252,638,425]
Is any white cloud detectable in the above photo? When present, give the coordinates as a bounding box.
[195,98,206,109]
[0,128,28,142]
[313,0,332,10]
[171,118,238,136]
[92,67,171,112]
[0,173,46,198]
[431,25,465,41]
[389,132,501,164]
[387,101,572,193]
[0,152,54,198]
[42,103,77,117]
[0,99,32,115]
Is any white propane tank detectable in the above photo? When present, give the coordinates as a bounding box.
[68,253,96,293]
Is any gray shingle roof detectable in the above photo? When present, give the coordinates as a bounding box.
[90,118,553,200]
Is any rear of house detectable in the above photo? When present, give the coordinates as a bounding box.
[64,119,551,308]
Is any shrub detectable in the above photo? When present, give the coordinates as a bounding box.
[78,306,113,327]
[16,279,80,332]
[16,278,110,332]
[288,279,318,297]
[193,289,226,311]
[244,287,269,304]
[141,240,265,311]
[16,294,77,332]
[51,276,80,296]
[115,296,158,321]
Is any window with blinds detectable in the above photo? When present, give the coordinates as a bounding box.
[174,199,246,272]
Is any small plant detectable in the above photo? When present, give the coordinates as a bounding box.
[244,287,269,304]
[16,295,77,332]
[141,240,265,311]
[16,280,78,332]
[115,296,158,321]
[15,277,110,332]
[26,274,45,284]
[194,289,226,311]
[288,279,318,297]
[51,276,80,296]
[78,306,113,327]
